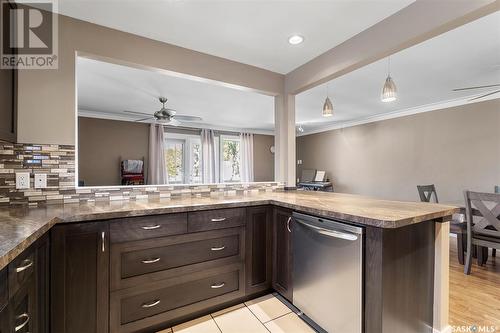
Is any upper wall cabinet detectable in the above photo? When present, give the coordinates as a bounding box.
[0,68,16,142]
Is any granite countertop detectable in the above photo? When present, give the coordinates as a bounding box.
[0,191,458,270]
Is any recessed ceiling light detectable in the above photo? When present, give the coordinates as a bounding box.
[288,35,304,45]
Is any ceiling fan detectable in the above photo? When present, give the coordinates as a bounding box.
[453,84,500,102]
[124,97,202,126]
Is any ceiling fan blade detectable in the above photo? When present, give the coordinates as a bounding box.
[134,117,154,122]
[468,89,500,102]
[175,115,203,122]
[453,84,500,91]
[124,110,153,116]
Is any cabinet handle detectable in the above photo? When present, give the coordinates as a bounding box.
[286,217,292,233]
[141,300,161,308]
[141,224,161,230]
[211,218,226,222]
[15,259,33,273]
[211,246,226,251]
[15,313,30,332]
[101,231,105,252]
[211,282,225,289]
[141,258,161,264]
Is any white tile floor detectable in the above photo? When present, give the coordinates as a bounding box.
[157,294,316,333]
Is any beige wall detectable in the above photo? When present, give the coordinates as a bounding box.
[253,134,275,182]
[17,13,284,145]
[78,117,149,186]
[297,99,500,202]
[78,117,274,185]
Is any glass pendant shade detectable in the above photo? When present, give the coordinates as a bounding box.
[322,96,333,117]
[381,75,397,102]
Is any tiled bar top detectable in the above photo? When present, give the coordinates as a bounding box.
[0,191,459,270]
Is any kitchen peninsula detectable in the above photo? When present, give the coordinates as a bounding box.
[0,191,457,333]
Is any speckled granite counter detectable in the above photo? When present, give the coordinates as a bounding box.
[0,191,458,270]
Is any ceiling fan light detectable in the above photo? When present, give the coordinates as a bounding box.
[381,76,397,103]
[322,96,333,117]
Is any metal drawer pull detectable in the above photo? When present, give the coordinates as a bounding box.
[15,313,30,332]
[286,217,292,233]
[141,224,161,230]
[141,300,161,308]
[211,246,226,251]
[211,282,225,289]
[15,259,33,273]
[211,218,226,222]
[101,231,106,252]
[141,258,161,264]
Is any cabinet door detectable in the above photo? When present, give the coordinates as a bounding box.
[51,222,109,333]
[245,206,272,296]
[0,67,16,142]
[35,235,50,333]
[272,207,293,302]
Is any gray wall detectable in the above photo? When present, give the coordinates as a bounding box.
[78,117,274,185]
[297,99,500,202]
[17,13,284,145]
[78,117,149,186]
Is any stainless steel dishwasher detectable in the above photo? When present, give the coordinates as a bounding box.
[292,212,363,333]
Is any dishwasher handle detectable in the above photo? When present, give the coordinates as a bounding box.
[295,218,358,241]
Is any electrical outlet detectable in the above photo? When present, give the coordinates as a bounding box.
[34,174,47,189]
[16,172,30,189]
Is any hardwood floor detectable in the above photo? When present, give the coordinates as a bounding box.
[449,236,500,328]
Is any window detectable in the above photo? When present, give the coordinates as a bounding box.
[220,135,241,182]
[164,134,202,184]
[165,139,185,183]
[164,132,242,184]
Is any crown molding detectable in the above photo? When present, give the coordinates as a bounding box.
[297,95,499,137]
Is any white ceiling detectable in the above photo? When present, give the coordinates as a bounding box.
[296,11,500,135]
[77,57,275,133]
[57,0,414,74]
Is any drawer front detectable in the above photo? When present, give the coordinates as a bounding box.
[110,213,187,243]
[10,277,36,333]
[120,268,240,325]
[111,227,245,291]
[8,250,35,298]
[121,234,240,279]
[188,208,246,232]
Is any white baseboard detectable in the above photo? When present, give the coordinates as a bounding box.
[434,325,452,333]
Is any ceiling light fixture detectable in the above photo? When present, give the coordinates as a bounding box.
[288,35,304,45]
[322,83,333,117]
[381,57,397,103]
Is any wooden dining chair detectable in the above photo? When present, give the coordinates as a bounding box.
[417,184,439,203]
[417,184,467,264]
[464,190,500,275]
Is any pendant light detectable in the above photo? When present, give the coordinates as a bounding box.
[322,83,333,117]
[381,57,397,103]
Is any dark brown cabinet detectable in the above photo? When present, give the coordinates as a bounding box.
[51,222,109,333]
[0,305,9,333]
[272,207,293,302]
[0,234,49,333]
[0,68,16,142]
[245,206,272,296]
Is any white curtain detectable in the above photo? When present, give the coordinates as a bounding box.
[201,129,218,183]
[240,132,254,182]
[148,124,168,184]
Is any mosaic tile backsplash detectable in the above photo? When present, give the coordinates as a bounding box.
[0,141,283,207]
